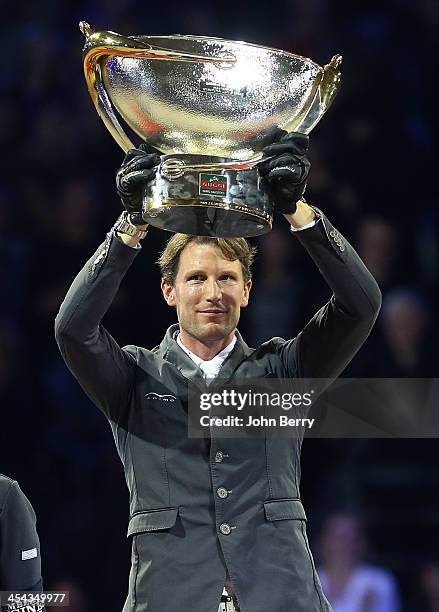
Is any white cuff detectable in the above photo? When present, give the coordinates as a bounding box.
[290,217,319,232]
[289,205,321,232]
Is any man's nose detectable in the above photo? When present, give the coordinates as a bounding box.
[204,278,222,301]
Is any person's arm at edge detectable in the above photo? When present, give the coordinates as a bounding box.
[0,480,43,593]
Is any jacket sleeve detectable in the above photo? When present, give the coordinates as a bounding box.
[276,208,382,379]
[54,230,141,422]
[0,478,42,591]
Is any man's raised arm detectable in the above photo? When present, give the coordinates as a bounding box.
[259,132,381,380]
[54,145,160,421]
[285,201,381,379]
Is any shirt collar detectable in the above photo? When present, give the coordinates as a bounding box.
[176,332,237,367]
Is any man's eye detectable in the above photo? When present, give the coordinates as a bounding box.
[188,275,204,281]
[220,274,235,281]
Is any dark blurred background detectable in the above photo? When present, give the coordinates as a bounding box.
[1,0,438,610]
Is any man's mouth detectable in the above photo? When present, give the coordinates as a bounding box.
[198,309,227,314]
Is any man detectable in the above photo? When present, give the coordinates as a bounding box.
[0,474,44,611]
[55,132,381,611]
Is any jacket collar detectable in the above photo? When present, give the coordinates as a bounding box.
[156,324,254,383]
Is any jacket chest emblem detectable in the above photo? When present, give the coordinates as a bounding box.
[145,392,177,403]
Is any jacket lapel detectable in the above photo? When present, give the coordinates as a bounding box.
[216,329,254,383]
[156,324,205,383]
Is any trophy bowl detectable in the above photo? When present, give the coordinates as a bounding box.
[81,23,341,236]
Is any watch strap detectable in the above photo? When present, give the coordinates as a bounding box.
[113,212,148,239]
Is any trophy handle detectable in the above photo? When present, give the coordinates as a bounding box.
[293,54,342,135]
[320,54,343,111]
[80,22,236,152]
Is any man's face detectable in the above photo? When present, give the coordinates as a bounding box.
[161,242,252,343]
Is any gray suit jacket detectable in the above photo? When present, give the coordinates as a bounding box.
[54,210,381,612]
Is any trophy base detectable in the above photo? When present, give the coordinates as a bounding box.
[142,155,273,237]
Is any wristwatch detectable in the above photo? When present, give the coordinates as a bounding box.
[113,211,148,240]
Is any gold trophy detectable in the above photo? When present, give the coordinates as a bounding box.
[80,22,341,236]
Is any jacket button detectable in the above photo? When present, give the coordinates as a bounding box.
[329,230,336,237]
[220,523,232,535]
[340,245,345,251]
[215,451,225,463]
[217,487,229,499]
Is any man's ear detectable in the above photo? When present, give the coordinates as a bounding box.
[161,279,176,307]
[241,280,252,308]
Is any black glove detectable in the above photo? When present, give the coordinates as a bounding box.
[116,143,161,225]
[258,131,310,214]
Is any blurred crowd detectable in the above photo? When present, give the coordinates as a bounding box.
[0,0,438,609]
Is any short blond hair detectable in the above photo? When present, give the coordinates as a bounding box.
[157,234,257,285]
